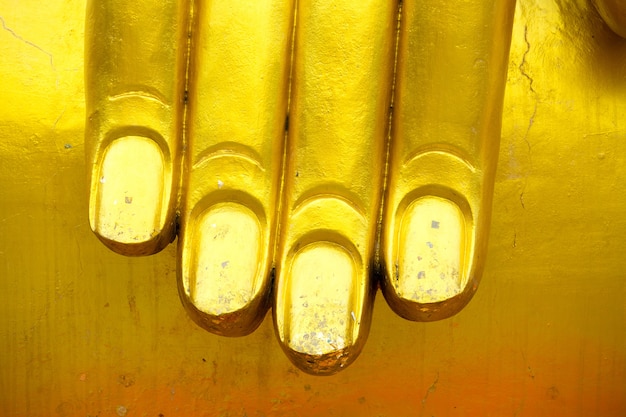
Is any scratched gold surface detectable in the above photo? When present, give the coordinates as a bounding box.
[1,0,625,415]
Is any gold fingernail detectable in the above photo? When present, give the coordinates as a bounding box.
[188,204,262,317]
[91,136,165,249]
[397,196,467,303]
[278,241,359,374]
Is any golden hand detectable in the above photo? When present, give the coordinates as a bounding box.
[86,0,522,374]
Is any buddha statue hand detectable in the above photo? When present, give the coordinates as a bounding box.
[86,0,519,374]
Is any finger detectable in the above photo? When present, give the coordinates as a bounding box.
[381,0,516,320]
[85,0,188,255]
[274,0,397,374]
[178,0,294,336]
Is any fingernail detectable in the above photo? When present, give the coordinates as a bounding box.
[397,196,467,303]
[188,204,262,317]
[91,136,165,245]
[278,242,358,374]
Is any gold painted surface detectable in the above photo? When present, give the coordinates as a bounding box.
[1,0,626,414]
[84,0,512,373]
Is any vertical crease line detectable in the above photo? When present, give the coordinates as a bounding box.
[375,0,403,273]
[273,0,299,273]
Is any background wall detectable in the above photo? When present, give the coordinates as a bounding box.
[1,0,625,416]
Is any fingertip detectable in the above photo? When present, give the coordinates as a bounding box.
[275,239,371,375]
[89,135,173,255]
[383,195,476,321]
[397,197,467,304]
[179,202,271,337]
